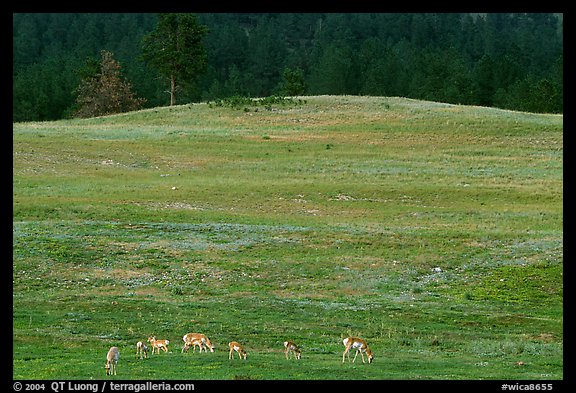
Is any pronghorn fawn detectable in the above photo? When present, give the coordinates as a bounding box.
[342,337,373,364]
[105,347,120,376]
[182,333,215,353]
[147,336,169,354]
[135,341,148,359]
[228,341,247,360]
[284,340,301,360]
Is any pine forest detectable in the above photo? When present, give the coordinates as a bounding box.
[13,13,563,121]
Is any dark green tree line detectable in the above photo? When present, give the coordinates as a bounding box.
[13,13,563,121]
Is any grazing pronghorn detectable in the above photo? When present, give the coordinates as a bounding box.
[182,333,215,353]
[284,340,301,360]
[342,337,373,364]
[228,341,247,360]
[105,347,120,376]
[136,341,148,359]
[147,336,169,354]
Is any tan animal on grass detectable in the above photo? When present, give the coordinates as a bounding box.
[342,336,373,364]
[182,333,215,353]
[136,341,148,359]
[147,336,169,354]
[284,340,301,360]
[105,346,120,376]
[228,341,247,360]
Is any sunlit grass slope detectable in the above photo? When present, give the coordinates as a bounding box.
[13,96,563,380]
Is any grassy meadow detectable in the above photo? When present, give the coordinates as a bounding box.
[13,95,563,381]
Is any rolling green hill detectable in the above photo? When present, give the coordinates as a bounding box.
[12,96,563,380]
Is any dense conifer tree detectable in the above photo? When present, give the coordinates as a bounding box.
[141,13,209,106]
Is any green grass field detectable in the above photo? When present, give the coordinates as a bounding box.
[13,95,563,380]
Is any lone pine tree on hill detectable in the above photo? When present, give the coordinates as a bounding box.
[73,50,146,118]
[141,13,209,106]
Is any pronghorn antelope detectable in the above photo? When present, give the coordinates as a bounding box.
[136,341,148,359]
[147,336,169,354]
[283,340,301,360]
[182,333,215,353]
[228,341,247,360]
[105,346,120,376]
[342,337,373,364]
